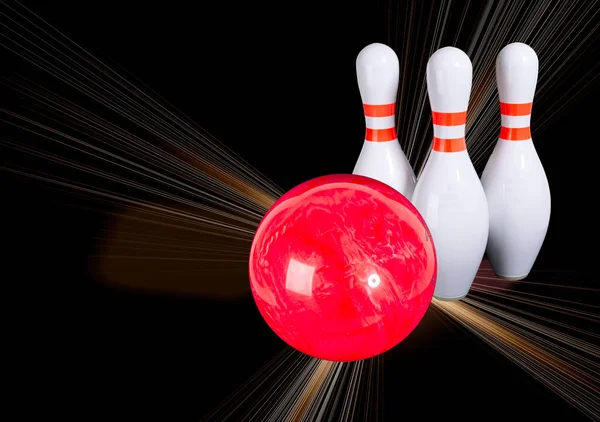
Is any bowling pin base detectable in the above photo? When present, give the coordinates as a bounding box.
[433,293,467,302]
[495,273,529,281]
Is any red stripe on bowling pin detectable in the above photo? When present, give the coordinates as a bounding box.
[431,110,467,152]
[363,102,397,142]
[499,102,532,141]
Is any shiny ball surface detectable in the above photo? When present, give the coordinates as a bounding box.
[249,174,436,361]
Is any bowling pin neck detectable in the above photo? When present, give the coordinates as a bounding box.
[363,102,398,143]
[499,101,532,142]
[431,109,467,152]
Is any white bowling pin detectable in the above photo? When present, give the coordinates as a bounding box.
[480,43,551,280]
[411,47,489,301]
[353,43,416,199]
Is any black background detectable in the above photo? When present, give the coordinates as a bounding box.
[4,0,598,420]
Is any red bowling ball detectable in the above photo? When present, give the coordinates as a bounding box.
[248,174,436,362]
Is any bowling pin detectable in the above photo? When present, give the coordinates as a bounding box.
[411,47,489,301]
[480,43,551,280]
[353,43,416,199]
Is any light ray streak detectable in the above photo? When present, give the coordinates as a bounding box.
[470,284,600,321]
[477,277,600,292]
[0,165,254,239]
[202,351,383,421]
[1,77,276,213]
[0,121,259,229]
[1,1,279,198]
[432,258,600,421]
[0,5,282,201]
[12,78,272,211]
[470,288,600,341]
[433,298,600,420]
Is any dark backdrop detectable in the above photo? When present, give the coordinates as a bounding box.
[4,0,598,421]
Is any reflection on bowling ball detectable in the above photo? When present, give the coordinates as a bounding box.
[248,174,437,362]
